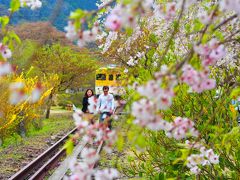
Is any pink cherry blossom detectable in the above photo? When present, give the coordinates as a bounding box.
[194,39,226,67]
[198,11,212,25]
[9,82,28,105]
[28,82,43,103]
[88,96,98,114]
[154,2,177,20]
[81,147,99,165]
[220,0,240,15]
[169,117,199,140]
[190,166,201,174]
[181,65,216,93]
[0,62,15,76]
[200,78,216,90]
[137,80,161,99]
[69,162,93,180]
[64,21,78,41]
[146,119,172,131]
[65,22,100,48]
[0,43,12,59]
[166,2,177,20]
[94,168,119,180]
[156,92,173,110]
[209,44,226,60]
[186,147,219,174]
[72,110,89,130]
[132,98,156,126]
[20,0,42,10]
[105,14,122,31]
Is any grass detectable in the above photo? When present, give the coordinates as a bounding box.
[51,105,67,110]
[0,116,74,148]
[98,115,134,179]
[0,112,75,179]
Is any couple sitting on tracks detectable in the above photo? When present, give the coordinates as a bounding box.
[82,86,115,128]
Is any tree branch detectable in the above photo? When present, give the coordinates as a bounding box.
[213,14,238,31]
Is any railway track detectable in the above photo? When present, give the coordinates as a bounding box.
[9,127,105,180]
[9,127,78,180]
[49,140,105,179]
[9,108,124,180]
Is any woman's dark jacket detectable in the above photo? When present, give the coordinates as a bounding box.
[82,97,89,113]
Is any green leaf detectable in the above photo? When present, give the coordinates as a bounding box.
[173,20,179,29]
[214,30,224,42]
[116,134,124,151]
[9,31,21,44]
[2,36,9,44]
[70,9,86,20]
[64,139,74,155]
[135,134,147,148]
[147,48,155,59]
[149,33,159,44]
[202,34,209,44]
[231,87,240,98]
[184,24,191,33]
[122,0,131,5]
[10,0,20,13]
[158,173,166,180]
[193,19,204,32]
[127,155,134,162]
[98,7,107,14]
[0,16,9,29]
[126,27,133,36]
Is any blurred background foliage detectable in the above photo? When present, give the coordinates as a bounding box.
[0,0,97,31]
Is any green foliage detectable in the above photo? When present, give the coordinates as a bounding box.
[1,0,98,31]
[0,71,53,141]
[64,139,74,155]
[30,43,99,92]
[12,40,38,70]
[108,10,240,177]
[0,116,74,148]
[70,9,87,30]
[56,92,85,108]
[0,16,9,29]
[4,30,21,50]
[119,64,240,179]
[10,0,20,13]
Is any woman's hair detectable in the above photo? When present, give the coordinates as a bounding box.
[84,89,94,97]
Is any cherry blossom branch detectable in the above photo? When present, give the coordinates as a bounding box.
[160,6,219,77]
[90,0,116,16]
[213,14,238,31]
[158,0,186,67]
[221,29,240,44]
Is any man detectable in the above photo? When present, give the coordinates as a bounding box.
[96,86,115,126]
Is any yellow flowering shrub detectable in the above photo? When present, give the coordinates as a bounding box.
[0,73,58,140]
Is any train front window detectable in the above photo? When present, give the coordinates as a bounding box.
[116,74,121,80]
[109,74,114,81]
[96,74,106,80]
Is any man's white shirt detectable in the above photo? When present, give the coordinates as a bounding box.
[96,93,115,113]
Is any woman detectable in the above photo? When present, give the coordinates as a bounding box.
[82,89,94,113]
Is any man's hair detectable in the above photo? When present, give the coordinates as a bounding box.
[103,86,109,90]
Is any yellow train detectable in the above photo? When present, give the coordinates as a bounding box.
[95,65,125,95]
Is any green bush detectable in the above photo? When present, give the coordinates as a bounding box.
[56,92,85,108]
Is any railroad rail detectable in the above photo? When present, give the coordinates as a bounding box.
[49,139,105,179]
[9,127,78,180]
[9,108,123,180]
[9,128,105,180]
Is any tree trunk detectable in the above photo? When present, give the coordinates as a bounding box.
[19,121,26,138]
[46,91,53,119]
[18,111,26,137]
